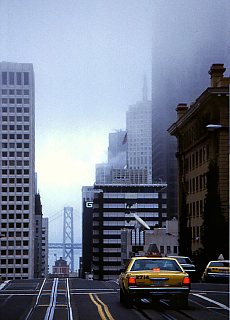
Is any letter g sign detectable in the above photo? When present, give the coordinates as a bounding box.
[86,201,93,208]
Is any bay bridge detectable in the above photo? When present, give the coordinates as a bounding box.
[48,206,81,272]
[48,243,82,249]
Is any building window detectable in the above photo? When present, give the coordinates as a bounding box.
[17,98,22,104]
[16,72,22,85]
[24,72,29,85]
[9,72,15,85]
[2,72,7,85]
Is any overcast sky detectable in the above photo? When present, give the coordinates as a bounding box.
[1,0,229,242]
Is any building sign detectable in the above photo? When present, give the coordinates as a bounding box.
[86,201,93,208]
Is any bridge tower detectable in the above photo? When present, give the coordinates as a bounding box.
[63,207,74,272]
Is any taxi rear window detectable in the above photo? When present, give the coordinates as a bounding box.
[176,257,192,264]
[209,261,230,267]
[130,259,182,272]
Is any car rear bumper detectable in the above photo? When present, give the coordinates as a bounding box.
[207,272,229,279]
[127,286,190,298]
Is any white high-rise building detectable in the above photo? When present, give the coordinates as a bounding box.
[0,62,35,279]
[126,79,152,183]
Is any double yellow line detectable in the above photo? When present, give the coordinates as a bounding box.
[89,293,114,320]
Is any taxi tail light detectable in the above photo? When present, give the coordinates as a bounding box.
[128,277,136,285]
[182,276,190,285]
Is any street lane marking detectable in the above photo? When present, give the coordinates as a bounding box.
[89,293,107,320]
[191,289,229,294]
[72,292,118,295]
[71,288,117,291]
[94,294,115,320]
[192,293,230,311]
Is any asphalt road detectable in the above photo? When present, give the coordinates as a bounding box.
[0,278,229,320]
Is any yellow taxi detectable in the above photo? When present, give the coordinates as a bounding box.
[201,260,230,283]
[119,256,190,308]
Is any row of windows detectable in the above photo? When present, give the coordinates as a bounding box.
[103,192,161,199]
[0,268,29,275]
[2,142,30,149]
[103,203,160,208]
[1,222,29,228]
[2,195,29,201]
[0,249,28,255]
[186,175,207,194]
[129,158,152,166]
[2,134,30,140]
[2,160,30,166]
[159,245,178,254]
[1,258,28,264]
[2,151,30,157]
[2,169,29,175]
[103,212,161,217]
[184,145,209,172]
[188,200,204,218]
[1,71,30,86]
[1,89,29,95]
[2,125,30,131]
[1,241,29,246]
[1,214,29,220]
[1,204,29,212]
[1,177,30,184]
[2,186,30,192]
[1,204,30,210]
[1,98,30,104]
[2,115,30,122]
[1,106,30,113]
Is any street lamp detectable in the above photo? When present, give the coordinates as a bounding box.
[206,124,229,131]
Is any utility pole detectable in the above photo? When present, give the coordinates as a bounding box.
[63,207,74,272]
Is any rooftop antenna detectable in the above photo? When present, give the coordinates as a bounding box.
[133,213,150,230]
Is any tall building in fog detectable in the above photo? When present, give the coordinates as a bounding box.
[151,1,230,219]
[108,130,127,169]
[95,80,153,185]
[0,62,35,279]
[126,78,152,183]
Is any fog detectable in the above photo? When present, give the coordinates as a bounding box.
[0,0,229,242]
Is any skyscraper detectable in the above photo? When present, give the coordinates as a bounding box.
[126,78,152,183]
[0,62,35,279]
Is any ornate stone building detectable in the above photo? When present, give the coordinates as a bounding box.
[168,64,229,263]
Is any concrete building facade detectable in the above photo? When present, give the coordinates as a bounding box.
[0,62,35,279]
[92,183,167,280]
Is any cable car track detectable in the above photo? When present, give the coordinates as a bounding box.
[25,278,73,320]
